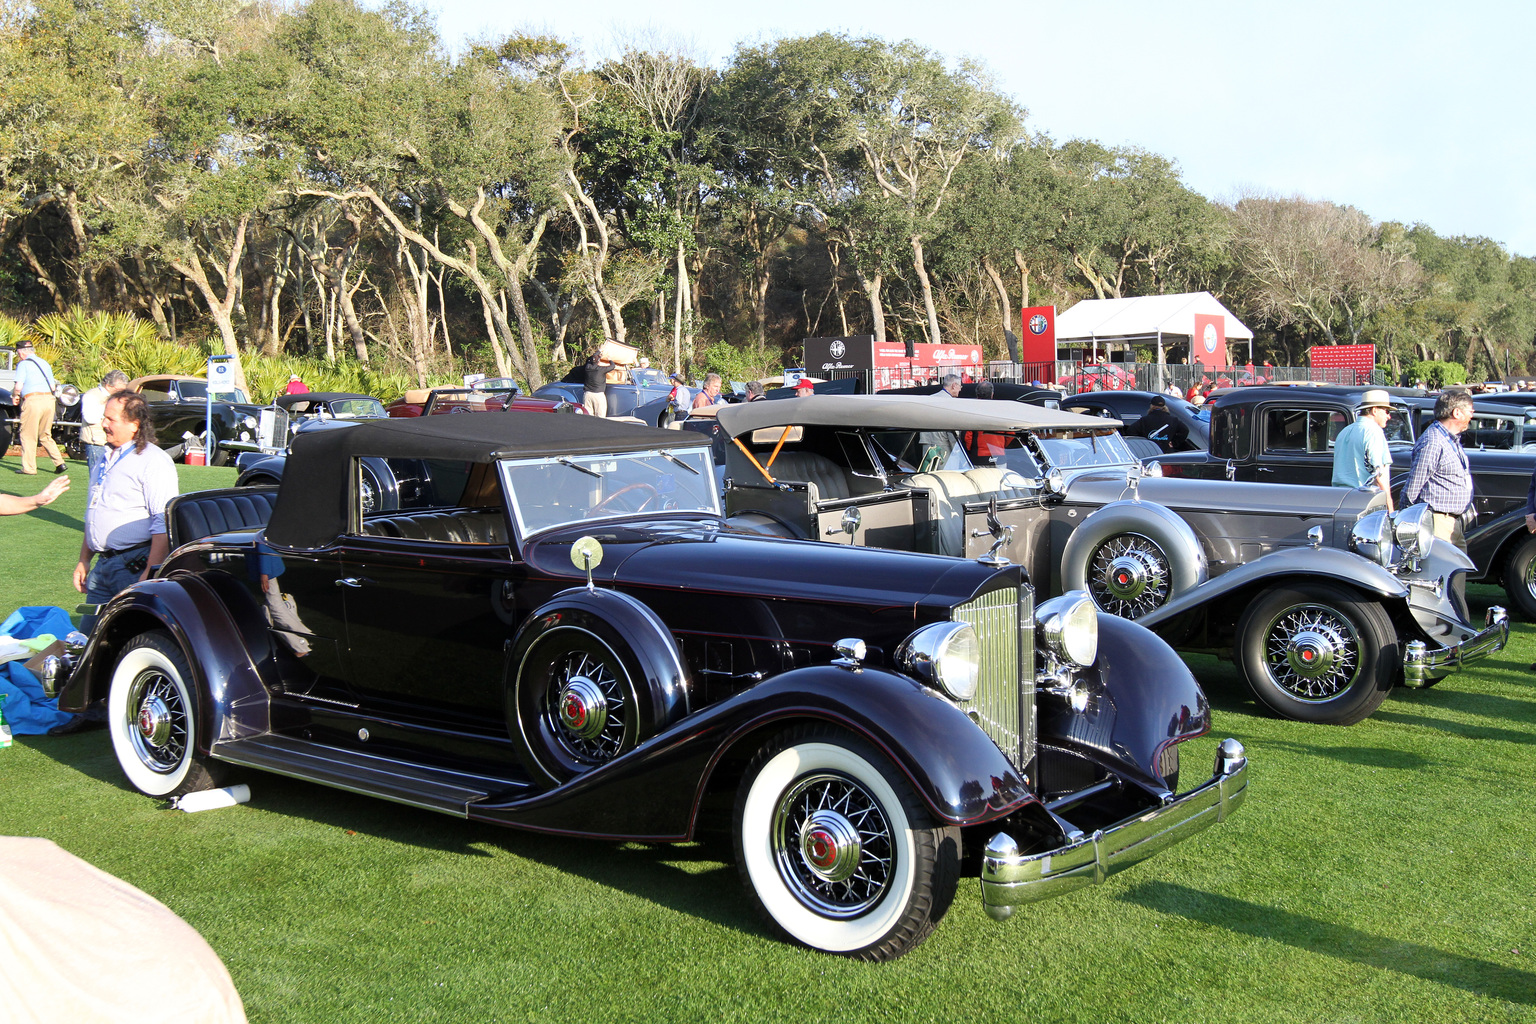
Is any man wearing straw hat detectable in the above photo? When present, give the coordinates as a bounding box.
[1331,388,1395,512]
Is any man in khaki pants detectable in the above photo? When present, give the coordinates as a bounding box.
[14,339,66,475]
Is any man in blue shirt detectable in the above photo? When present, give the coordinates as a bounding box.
[13,339,67,475]
[1331,389,1395,511]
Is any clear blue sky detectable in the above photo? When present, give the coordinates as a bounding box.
[422,0,1536,257]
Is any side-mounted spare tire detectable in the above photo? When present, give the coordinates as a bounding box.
[1060,499,1208,619]
[507,588,690,788]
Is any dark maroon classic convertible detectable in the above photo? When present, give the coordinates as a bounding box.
[53,414,1247,960]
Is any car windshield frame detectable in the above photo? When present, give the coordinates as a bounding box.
[324,398,386,419]
[1029,427,1138,472]
[176,379,250,404]
[499,446,721,539]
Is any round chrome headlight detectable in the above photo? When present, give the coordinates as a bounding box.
[1036,591,1099,667]
[1350,509,1393,567]
[897,621,980,701]
[1392,503,1434,560]
[241,414,258,429]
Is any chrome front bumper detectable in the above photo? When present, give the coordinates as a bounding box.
[980,739,1248,919]
[1402,605,1509,688]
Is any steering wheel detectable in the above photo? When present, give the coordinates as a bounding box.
[587,483,658,516]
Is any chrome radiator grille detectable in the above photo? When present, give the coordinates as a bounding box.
[951,585,1033,770]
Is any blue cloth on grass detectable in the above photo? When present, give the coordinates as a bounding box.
[1,606,75,734]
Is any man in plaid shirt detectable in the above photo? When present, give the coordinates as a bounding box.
[1402,390,1474,551]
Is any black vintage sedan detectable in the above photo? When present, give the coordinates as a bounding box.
[1156,385,1536,618]
[128,374,267,465]
[52,414,1247,960]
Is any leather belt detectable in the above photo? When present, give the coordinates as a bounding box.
[97,542,150,559]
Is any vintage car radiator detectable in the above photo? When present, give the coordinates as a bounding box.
[951,585,1034,772]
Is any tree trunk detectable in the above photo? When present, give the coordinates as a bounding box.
[1014,250,1031,310]
[982,257,1011,332]
[857,271,886,346]
[166,214,251,397]
[62,188,100,310]
[15,231,65,313]
[911,235,940,345]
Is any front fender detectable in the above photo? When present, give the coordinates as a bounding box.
[470,664,1032,840]
[1040,614,1210,796]
[58,574,272,750]
[1138,546,1409,629]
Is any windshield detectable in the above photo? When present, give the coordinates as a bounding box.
[866,429,973,474]
[1033,429,1138,470]
[501,448,720,536]
[178,380,250,404]
[328,399,386,418]
[1384,406,1413,444]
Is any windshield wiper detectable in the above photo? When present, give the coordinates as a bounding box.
[660,452,700,475]
[559,458,603,479]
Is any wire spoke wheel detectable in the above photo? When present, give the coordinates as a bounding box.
[108,631,224,798]
[1236,584,1395,725]
[772,771,894,919]
[1259,603,1360,701]
[735,727,959,960]
[540,647,630,766]
[1086,533,1172,618]
[125,668,190,774]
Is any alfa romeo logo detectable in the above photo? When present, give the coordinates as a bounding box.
[1028,314,1048,335]
[829,339,846,358]
[1203,323,1219,353]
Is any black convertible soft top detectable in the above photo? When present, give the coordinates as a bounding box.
[266,413,709,549]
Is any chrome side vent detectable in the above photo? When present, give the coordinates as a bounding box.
[950,585,1032,770]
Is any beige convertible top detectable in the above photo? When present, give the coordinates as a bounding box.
[717,393,1120,435]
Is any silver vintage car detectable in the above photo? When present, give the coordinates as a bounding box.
[717,394,1508,726]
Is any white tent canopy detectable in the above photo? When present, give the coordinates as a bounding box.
[1055,292,1253,365]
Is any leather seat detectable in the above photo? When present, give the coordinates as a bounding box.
[360,511,506,545]
[168,487,279,548]
[904,469,1036,557]
[904,471,978,556]
[764,452,852,502]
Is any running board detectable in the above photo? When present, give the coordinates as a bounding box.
[211,734,533,816]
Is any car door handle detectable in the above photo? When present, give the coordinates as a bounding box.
[335,577,369,588]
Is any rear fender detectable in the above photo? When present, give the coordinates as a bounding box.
[1138,547,1408,630]
[58,575,272,751]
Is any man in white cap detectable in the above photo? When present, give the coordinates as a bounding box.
[1331,388,1395,511]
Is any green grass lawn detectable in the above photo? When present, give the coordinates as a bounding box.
[2,453,1533,1023]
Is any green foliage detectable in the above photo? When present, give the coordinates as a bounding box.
[696,340,770,383]
[18,308,421,402]
[30,309,201,383]
[0,312,30,348]
[1410,360,1467,387]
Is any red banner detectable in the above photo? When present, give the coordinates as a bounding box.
[1309,344,1376,383]
[1020,305,1056,382]
[1191,314,1226,368]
